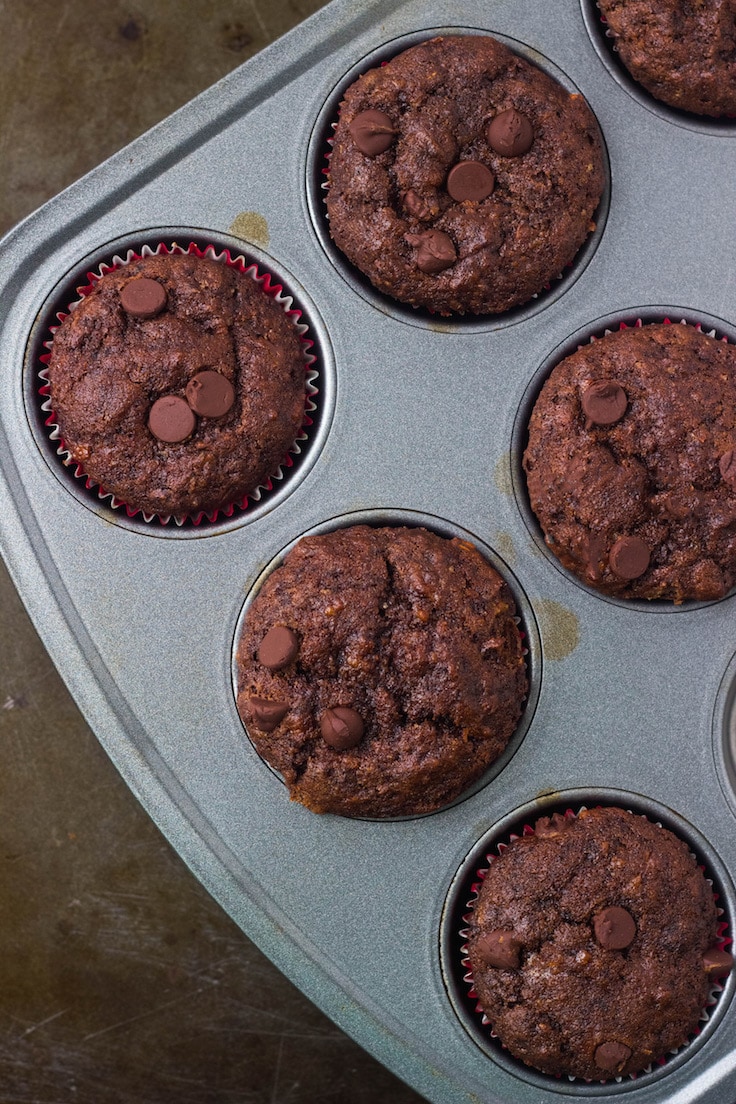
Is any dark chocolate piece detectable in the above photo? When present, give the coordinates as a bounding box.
[405,230,456,274]
[320,706,364,750]
[148,395,196,443]
[594,1042,632,1071]
[486,108,534,157]
[703,947,734,977]
[582,381,628,426]
[609,536,650,580]
[248,697,289,733]
[594,906,636,950]
[446,161,495,202]
[185,370,235,418]
[348,109,396,156]
[257,625,299,670]
[475,929,521,970]
[120,276,167,319]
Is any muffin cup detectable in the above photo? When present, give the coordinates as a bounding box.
[512,309,736,609]
[307,29,610,331]
[441,794,735,1092]
[37,239,319,527]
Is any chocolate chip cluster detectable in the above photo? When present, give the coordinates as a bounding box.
[119,276,236,443]
[348,105,534,276]
[247,624,365,750]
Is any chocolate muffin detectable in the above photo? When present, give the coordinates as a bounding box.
[523,322,736,602]
[466,806,732,1081]
[46,251,307,518]
[235,525,528,817]
[598,0,736,117]
[325,34,605,315]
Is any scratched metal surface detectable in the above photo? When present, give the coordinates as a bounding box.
[1,1,736,1103]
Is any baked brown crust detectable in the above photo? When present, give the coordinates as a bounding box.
[523,323,736,602]
[598,0,736,116]
[235,525,528,817]
[326,35,605,315]
[467,806,721,1080]
[47,253,305,518]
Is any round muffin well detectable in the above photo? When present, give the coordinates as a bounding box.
[235,524,529,818]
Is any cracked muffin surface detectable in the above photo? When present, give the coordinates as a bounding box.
[598,0,736,116]
[235,525,528,817]
[466,806,728,1081]
[523,323,736,602]
[47,252,306,518]
[325,34,605,315]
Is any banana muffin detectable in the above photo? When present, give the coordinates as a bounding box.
[46,251,307,519]
[326,34,605,315]
[466,805,732,1080]
[235,525,528,817]
[524,322,736,602]
[598,0,736,117]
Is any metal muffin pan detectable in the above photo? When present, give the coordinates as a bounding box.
[1,1,736,1101]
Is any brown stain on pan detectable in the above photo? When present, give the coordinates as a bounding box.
[229,211,270,247]
[535,598,579,660]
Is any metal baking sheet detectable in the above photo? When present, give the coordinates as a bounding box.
[2,1,736,1101]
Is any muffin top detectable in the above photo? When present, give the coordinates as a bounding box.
[46,252,306,519]
[598,0,736,116]
[523,323,736,602]
[326,34,605,315]
[235,525,528,817]
[466,806,731,1081]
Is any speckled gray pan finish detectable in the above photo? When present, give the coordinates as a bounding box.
[2,1,736,1101]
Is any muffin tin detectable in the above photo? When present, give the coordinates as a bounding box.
[1,1,736,1101]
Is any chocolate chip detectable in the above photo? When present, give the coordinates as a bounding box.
[320,706,364,750]
[609,536,651,580]
[257,625,299,670]
[703,947,734,977]
[594,906,636,950]
[594,1041,632,1071]
[405,230,457,274]
[446,161,495,202]
[120,277,167,319]
[475,929,522,970]
[581,381,628,427]
[719,449,736,485]
[185,370,235,418]
[348,110,396,156]
[148,395,196,443]
[248,696,289,733]
[486,108,534,157]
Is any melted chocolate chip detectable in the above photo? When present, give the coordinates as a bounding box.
[120,277,167,319]
[257,625,299,670]
[185,370,235,418]
[320,706,364,750]
[148,395,196,443]
[486,108,534,157]
[609,536,651,580]
[703,947,734,976]
[348,109,396,156]
[475,929,522,970]
[405,230,457,274]
[719,449,736,485]
[248,696,289,732]
[446,161,495,202]
[582,381,628,427]
[594,906,636,950]
[594,1041,632,1071]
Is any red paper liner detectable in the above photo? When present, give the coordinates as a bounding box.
[457,805,733,1085]
[38,240,319,527]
